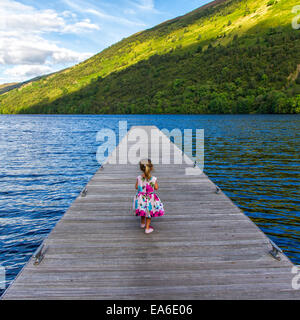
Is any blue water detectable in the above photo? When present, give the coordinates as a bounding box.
[0,114,299,295]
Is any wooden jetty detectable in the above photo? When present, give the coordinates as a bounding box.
[2,126,299,299]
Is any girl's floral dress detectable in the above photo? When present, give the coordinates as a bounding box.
[133,175,165,218]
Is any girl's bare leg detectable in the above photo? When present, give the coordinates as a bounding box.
[145,217,151,230]
[141,216,145,226]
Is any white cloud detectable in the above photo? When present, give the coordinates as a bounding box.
[129,0,160,13]
[0,34,93,66]
[63,0,146,27]
[51,47,92,64]
[61,10,77,18]
[136,0,155,11]
[4,65,53,79]
[86,8,145,27]
[62,19,100,33]
[0,0,100,34]
[0,0,96,82]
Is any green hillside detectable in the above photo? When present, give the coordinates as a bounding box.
[1,0,300,114]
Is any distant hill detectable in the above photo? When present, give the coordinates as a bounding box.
[0,72,57,95]
[0,83,20,95]
[1,0,300,114]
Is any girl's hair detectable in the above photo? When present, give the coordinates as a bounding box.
[140,159,153,180]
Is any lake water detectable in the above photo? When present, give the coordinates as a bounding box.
[0,114,299,296]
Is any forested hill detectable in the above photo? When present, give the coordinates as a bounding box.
[1,0,300,114]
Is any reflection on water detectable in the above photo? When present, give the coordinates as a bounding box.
[0,114,299,295]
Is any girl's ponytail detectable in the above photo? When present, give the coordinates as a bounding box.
[144,164,151,180]
[140,159,153,180]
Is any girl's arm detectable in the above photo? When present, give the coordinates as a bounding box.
[135,179,138,190]
[154,181,159,190]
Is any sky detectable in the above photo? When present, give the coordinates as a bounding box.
[0,0,211,84]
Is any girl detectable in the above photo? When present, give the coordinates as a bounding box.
[133,159,165,234]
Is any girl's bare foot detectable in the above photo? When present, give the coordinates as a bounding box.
[145,226,154,234]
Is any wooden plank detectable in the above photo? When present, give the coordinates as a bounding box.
[2,125,298,300]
